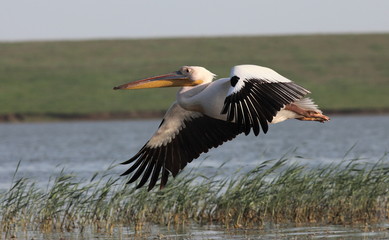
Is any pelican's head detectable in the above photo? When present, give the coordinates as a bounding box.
[113,66,216,90]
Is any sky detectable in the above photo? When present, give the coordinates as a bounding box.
[1,0,389,42]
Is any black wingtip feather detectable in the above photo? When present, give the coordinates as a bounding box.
[222,80,309,137]
[148,163,162,191]
[121,112,244,191]
[121,156,138,165]
[160,168,169,189]
[137,154,157,189]
[128,157,149,185]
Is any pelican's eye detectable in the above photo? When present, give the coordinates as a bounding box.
[179,67,191,75]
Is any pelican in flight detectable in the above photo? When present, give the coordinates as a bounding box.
[114,65,329,190]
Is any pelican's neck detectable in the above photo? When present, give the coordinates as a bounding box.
[177,84,209,112]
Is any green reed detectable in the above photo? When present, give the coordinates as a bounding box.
[1,155,388,236]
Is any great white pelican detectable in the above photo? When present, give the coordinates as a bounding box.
[114,65,329,190]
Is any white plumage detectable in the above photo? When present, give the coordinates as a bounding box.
[114,64,329,190]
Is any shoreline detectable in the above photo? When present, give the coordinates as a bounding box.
[1,109,388,123]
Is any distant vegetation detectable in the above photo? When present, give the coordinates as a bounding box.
[1,34,388,120]
[1,157,388,237]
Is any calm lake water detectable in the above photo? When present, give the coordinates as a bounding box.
[13,223,389,239]
[1,115,389,239]
[1,115,388,189]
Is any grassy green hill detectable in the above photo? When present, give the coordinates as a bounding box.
[1,34,388,120]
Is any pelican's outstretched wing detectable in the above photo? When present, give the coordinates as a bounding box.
[121,103,243,191]
[221,65,310,136]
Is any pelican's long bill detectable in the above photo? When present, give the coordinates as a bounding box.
[113,71,201,90]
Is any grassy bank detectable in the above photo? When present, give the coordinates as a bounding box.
[1,156,388,236]
[1,34,389,119]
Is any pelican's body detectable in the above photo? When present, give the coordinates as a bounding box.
[177,76,229,118]
[114,65,329,190]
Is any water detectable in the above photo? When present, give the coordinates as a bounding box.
[9,223,389,239]
[1,115,389,239]
[1,115,388,189]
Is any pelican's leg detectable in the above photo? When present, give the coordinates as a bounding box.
[284,104,330,122]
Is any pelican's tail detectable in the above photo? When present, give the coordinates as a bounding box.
[271,98,329,123]
[294,97,322,113]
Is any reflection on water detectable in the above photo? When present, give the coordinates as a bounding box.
[10,223,389,239]
[0,115,388,189]
[128,223,389,240]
